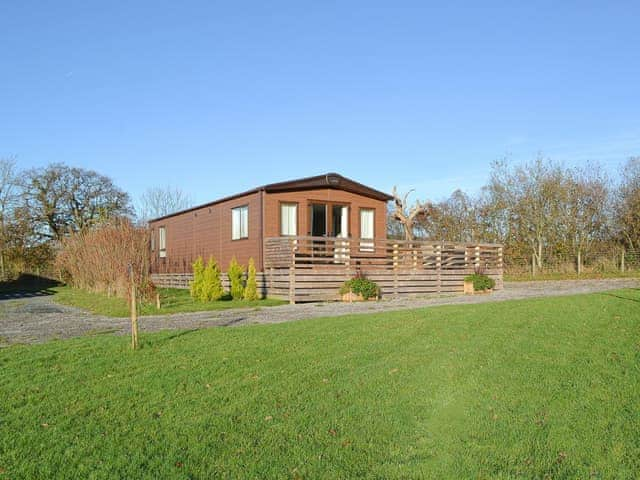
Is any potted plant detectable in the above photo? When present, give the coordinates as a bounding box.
[463,272,495,294]
[339,273,380,302]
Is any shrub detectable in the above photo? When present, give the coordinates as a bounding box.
[243,257,259,300]
[339,274,380,300]
[55,218,152,300]
[228,257,245,300]
[201,256,224,301]
[190,256,205,300]
[464,273,495,291]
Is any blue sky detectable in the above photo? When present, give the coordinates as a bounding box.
[2,1,639,206]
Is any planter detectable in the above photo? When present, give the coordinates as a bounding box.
[463,280,475,295]
[464,280,493,295]
[341,291,377,302]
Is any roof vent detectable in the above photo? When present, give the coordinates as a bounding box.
[326,174,340,185]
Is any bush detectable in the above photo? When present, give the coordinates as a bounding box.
[340,275,380,300]
[190,257,205,300]
[243,257,259,300]
[464,273,495,291]
[55,218,152,300]
[202,256,224,301]
[228,257,245,300]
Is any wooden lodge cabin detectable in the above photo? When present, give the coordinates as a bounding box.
[149,173,503,302]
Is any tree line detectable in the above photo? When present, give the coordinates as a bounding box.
[0,159,192,281]
[389,156,640,273]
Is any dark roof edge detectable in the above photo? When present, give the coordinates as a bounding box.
[148,173,393,223]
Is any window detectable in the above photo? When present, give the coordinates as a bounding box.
[158,226,166,257]
[360,209,374,251]
[232,205,249,240]
[280,203,297,236]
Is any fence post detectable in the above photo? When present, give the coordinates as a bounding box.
[621,248,625,272]
[128,264,139,350]
[436,244,442,294]
[289,239,296,304]
[474,245,480,271]
[531,254,536,276]
[392,243,399,297]
[577,250,582,275]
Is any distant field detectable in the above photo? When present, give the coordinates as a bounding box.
[1,290,638,478]
[504,271,639,282]
[52,286,286,317]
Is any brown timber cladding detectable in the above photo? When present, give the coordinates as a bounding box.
[148,187,388,274]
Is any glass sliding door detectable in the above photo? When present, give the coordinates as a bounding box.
[360,208,374,252]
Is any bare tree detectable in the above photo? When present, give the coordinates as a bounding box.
[0,158,19,279]
[137,185,193,224]
[419,189,481,242]
[562,164,611,273]
[390,186,433,241]
[484,157,567,271]
[22,163,132,240]
[614,157,640,250]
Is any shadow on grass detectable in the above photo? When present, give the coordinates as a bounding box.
[599,289,640,304]
[0,274,62,300]
[141,329,200,348]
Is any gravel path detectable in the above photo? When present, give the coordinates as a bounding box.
[1,278,638,346]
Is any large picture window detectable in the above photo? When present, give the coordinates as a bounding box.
[232,206,249,240]
[280,203,297,236]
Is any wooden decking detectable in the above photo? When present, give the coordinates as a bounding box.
[264,236,503,303]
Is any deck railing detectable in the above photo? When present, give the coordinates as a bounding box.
[264,236,503,271]
[264,236,503,303]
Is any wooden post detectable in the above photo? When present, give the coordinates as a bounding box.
[531,253,536,277]
[436,244,442,294]
[621,248,625,272]
[393,243,399,297]
[156,292,161,310]
[474,245,480,271]
[289,239,296,304]
[128,264,139,350]
[577,250,582,275]
[498,246,503,289]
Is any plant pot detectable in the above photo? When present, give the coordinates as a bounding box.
[463,280,475,295]
[341,292,377,302]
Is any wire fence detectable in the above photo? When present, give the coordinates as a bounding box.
[504,246,640,277]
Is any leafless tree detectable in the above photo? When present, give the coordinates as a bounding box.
[390,186,433,241]
[136,185,193,224]
[614,156,640,250]
[22,163,132,240]
[0,158,19,279]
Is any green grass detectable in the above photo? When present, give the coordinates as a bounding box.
[504,270,639,282]
[51,286,286,317]
[1,290,639,479]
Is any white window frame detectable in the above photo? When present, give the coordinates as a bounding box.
[158,226,166,257]
[359,208,374,252]
[232,205,249,240]
[280,203,298,236]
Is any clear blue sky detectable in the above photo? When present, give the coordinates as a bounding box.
[2,1,639,206]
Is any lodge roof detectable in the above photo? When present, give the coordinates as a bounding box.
[148,173,393,222]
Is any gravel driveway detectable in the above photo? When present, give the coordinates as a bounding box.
[1,278,638,346]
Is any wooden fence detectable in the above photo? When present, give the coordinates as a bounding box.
[264,236,503,303]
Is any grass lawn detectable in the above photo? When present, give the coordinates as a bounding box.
[51,286,287,317]
[1,290,639,478]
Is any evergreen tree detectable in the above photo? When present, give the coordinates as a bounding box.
[243,257,259,300]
